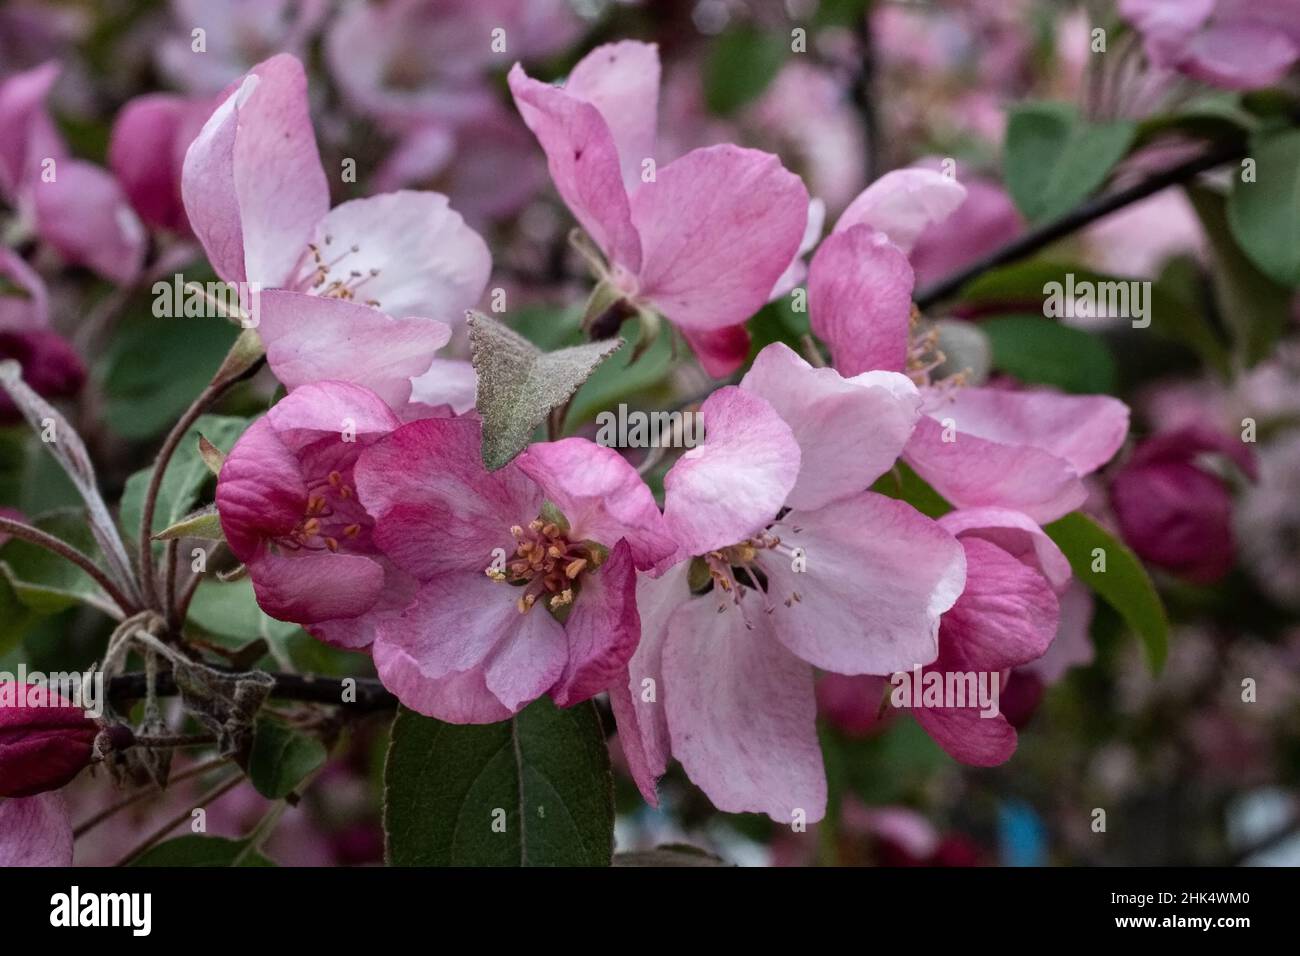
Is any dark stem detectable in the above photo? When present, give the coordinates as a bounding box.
[851,6,882,183]
[109,670,399,712]
[912,137,1247,310]
[137,370,249,611]
[0,515,137,616]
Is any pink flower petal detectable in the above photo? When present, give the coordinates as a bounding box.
[508,63,642,272]
[216,416,309,561]
[662,386,800,559]
[608,563,689,806]
[516,438,674,570]
[407,357,478,417]
[0,792,73,867]
[631,145,808,332]
[938,506,1072,591]
[936,537,1059,673]
[809,224,914,375]
[32,160,145,284]
[356,417,541,580]
[182,54,329,286]
[763,492,967,674]
[0,60,60,201]
[1026,578,1096,684]
[741,342,920,510]
[373,570,566,722]
[663,596,825,823]
[906,387,1129,523]
[298,191,490,322]
[910,702,1017,767]
[0,248,48,330]
[835,168,967,253]
[109,93,210,235]
[248,550,386,625]
[680,324,751,378]
[549,538,639,707]
[256,290,451,411]
[564,41,660,194]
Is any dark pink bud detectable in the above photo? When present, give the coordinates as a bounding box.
[0,329,86,424]
[0,684,98,797]
[1000,671,1045,730]
[1111,426,1256,584]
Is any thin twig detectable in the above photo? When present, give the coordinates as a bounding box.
[73,756,230,838]
[108,670,399,712]
[0,515,136,616]
[137,377,237,610]
[113,770,244,866]
[912,138,1248,310]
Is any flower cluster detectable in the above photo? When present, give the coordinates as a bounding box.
[202,48,1129,824]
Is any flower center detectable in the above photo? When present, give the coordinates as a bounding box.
[487,512,607,615]
[277,470,368,554]
[295,235,382,307]
[695,526,803,626]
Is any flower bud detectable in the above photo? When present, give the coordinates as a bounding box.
[0,684,99,798]
[1110,425,1257,584]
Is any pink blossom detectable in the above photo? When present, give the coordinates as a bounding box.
[810,169,1129,523]
[0,62,145,284]
[109,92,214,236]
[157,0,329,95]
[1120,0,1300,90]
[353,417,675,722]
[893,508,1065,765]
[0,248,84,423]
[181,54,490,324]
[216,381,408,648]
[909,174,1024,290]
[1110,424,1257,583]
[326,0,581,127]
[509,42,810,377]
[612,343,966,821]
[0,791,73,866]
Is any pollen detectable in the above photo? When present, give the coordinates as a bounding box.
[492,507,607,617]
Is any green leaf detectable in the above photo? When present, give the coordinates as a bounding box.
[1228,127,1300,287]
[566,318,675,428]
[120,414,247,542]
[1188,185,1291,365]
[384,698,614,866]
[154,506,225,542]
[1044,512,1168,672]
[1004,103,1136,222]
[704,27,787,116]
[1133,97,1254,149]
[982,314,1117,393]
[0,571,39,656]
[102,315,239,439]
[469,311,624,470]
[248,718,328,799]
[0,509,108,614]
[870,462,951,519]
[186,576,300,646]
[959,260,1231,377]
[129,835,275,867]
